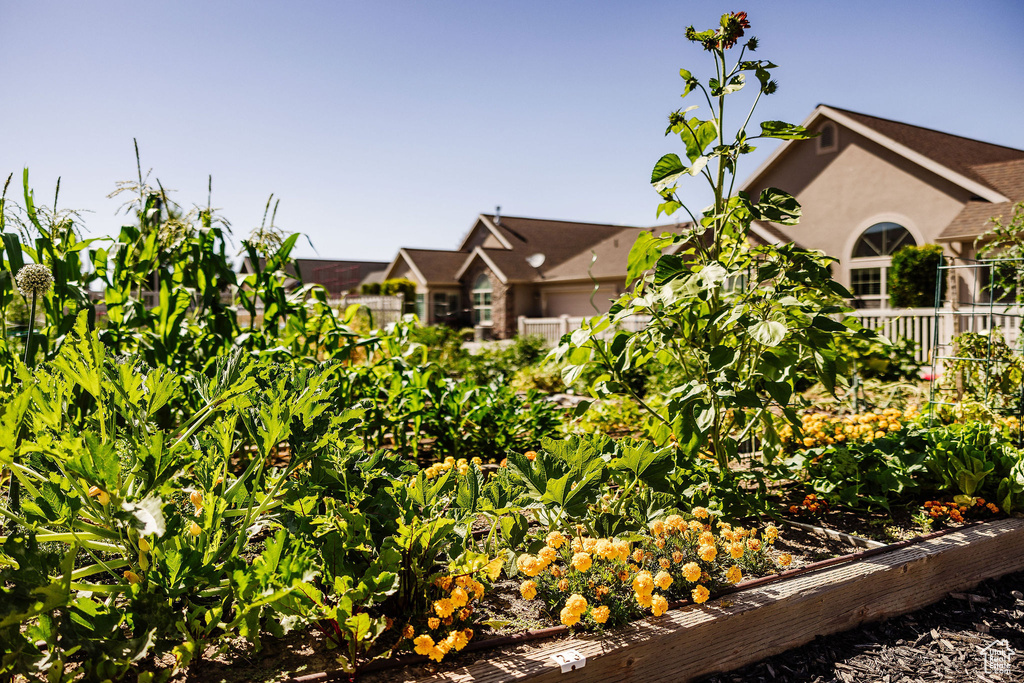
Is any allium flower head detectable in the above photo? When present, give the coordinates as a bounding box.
[16,263,54,298]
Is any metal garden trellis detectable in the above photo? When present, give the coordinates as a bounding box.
[927,255,1024,437]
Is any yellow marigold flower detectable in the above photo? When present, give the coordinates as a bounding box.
[634,590,653,608]
[595,585,610,600]
[654,570,673,590]
[444,456,456,465]
[632,548,644,564]
[726,565,742,584]
[546,531,565,549]
[594,539,615,559]
[651,593,669,617]
[698,531,715,546]
[471,456,482,465]
[665,514,686,532]
[764,524,778,543]
[582,537,597,553]
[558,578,569,591]
[617,569,629,582]
[592,605,610,624]
[692,506,709,519]
[688,520,704,532]
[427,617,440,630]
[517,555,542,577]
[612,539,631,562]
[403,624,415,639]
[459,607,472,621]
[672,550,685,564]
[650,520,666,536]
[571,552,593,572]
[729,542,744,560]
[659,557,671,569]
[560,607,580,627]
[414,635,435,655]
[747,538,762,552]
[471,580,485,599]
[428,646,446,662]
[539,546,558,565]
[449,630,469,651]
[435,576,453,591]
[632,570,654,593]
[682,562,701,582]
[464,628,474,641]
[692,585,710,604]
[722,530,735,542]
[698,544,717,562]
[457,464,470,476]
[777,553,793,567]
[565,593,588,616]
[520,580,537,600]
[551,565,563,579]
[433,598,455,618]
[451,586,469,608]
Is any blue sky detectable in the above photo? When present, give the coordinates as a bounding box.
[3,1,1023,262]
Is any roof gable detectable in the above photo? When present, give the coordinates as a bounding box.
[742,105,1023,204]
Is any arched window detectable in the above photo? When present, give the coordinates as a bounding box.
[849,222,917,308]
[472,273,492,324]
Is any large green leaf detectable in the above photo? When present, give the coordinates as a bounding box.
[758,121,818,140]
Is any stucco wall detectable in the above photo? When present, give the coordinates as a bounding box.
[747,121,972,289]
[541,281,622,317]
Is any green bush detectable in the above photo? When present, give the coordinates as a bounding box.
[380,277,417,313]
[888,244,945,308]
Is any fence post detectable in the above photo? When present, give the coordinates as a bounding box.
[560,315,569,337]
[518,315,526,337]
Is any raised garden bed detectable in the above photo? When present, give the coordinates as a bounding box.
[313,517,1024,683]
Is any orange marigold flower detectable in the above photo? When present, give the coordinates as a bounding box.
[403,624,415,639]
[558,578,569,591]
[726,565,742,584]
[777,553,793,567]
[692,585,710,604]
[654,570,673,590]
[525,450,537,461]
[698,544,717,562]
[539,546,558,565]
[632,548,644,564]
[560,606,580,627]
[612,539,631,562]
[659,557,671,569]
[747,538,762,552]
[650,520,666,536]
[551,565,563,579]
[672,550,685,564]
[427,617,440,630]
[520,580,537,600]
[634,590,653,608]
[592,605,611,624]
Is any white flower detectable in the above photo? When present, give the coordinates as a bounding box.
[15,264,54,298]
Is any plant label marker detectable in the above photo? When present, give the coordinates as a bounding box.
[551,649,586,673]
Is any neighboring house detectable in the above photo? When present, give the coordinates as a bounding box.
[238,257,389,297]
[741,104,1024,308]
[381,215,683,338]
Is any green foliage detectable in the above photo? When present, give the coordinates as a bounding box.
[380,278,417,313]
[976,201,1024,302]
[947,329,1024,412]
[887,244,945,308]
[554,13,879,522]
[923,422,1024,513]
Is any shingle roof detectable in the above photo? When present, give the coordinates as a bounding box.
[937,201,1020,242]
[400,249,468,286]
[241,257,388,294]
[829,106,1024,196]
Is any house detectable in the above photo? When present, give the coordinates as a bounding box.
[741,105,1024,308]
[238,257,389,297]
[381,214,682,338]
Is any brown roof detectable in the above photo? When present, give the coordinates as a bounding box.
[830,106,1024,196]
[241,257,388,294]
[937,201,1020,242]
[400,248,468,286]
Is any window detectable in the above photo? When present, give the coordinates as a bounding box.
[415,293,425,320]
[432,292,460,323]
[817,121,837,153]
[849,222,917,308]
[472,274,492,324]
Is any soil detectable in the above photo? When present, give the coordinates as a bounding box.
[699,570,1024,683]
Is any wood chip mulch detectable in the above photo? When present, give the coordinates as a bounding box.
[701,571,1024,683]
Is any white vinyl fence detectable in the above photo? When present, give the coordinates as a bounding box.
[330,294,404,327]
[520,306,1024,360]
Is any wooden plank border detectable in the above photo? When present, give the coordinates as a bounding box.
[415,517,1024,683]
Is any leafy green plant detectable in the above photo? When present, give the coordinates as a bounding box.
[887,244,945,308]
[924,421,1024,512]
[554,13,877,514]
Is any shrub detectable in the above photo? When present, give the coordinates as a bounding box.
[381,277,418,313]
[888,244,945,308]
